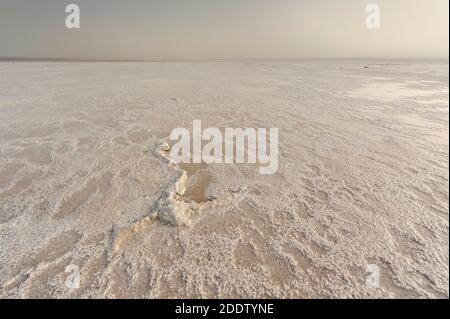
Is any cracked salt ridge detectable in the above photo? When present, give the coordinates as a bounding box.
[112,140,240,253]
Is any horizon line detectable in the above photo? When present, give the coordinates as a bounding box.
[1,56,449,63]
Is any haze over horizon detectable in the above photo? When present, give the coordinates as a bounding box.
[0,0,448,60]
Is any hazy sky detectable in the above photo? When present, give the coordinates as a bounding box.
[0,0,448,60]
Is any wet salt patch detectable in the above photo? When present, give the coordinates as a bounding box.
[348,82,447,102]
[368,77,396,82]
[415,99,449,106]
[391,114,449,146]
[394,114,438,127]
[436,106,449,112]
[422,133,449,146]
[421,80,440,84]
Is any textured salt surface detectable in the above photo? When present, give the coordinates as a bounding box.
[0,61,448,298]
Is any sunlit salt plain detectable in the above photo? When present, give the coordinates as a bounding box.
[0,60,448,298]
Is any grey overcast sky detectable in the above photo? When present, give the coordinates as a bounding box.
[0,0,448,60]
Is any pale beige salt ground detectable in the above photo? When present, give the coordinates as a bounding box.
[0,60,448,298]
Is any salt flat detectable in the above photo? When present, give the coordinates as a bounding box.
[0,60,448,298]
